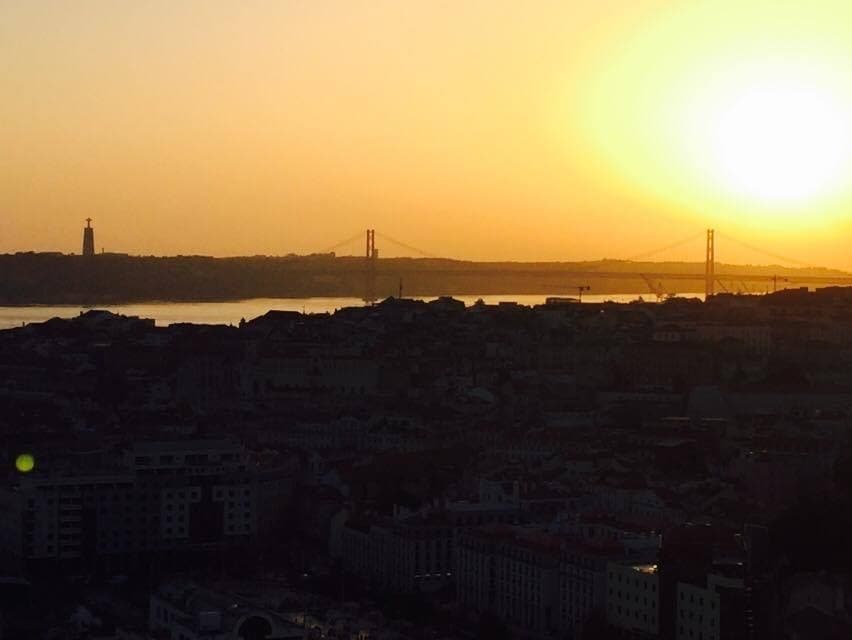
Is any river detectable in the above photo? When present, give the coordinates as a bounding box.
[0,293,705,329]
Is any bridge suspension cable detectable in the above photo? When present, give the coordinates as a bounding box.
[715,231,815,268]
[374,231,437,258]
[320,231,367,255]
[623,231,706,262]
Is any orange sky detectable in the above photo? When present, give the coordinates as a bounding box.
[3,1,852,267]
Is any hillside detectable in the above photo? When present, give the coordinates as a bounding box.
[1,252,849,304]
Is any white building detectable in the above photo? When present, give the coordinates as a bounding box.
[0,440,259,571]
[559,542,621,639]
[337,516,454,593]
[606,562,660,637]
[676,571,745,640]
[456,526,562,636]
[676,581,720,640]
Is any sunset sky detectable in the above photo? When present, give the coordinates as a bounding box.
[3,1,852,267]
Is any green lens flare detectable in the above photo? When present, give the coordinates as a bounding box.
[15,453,35,473]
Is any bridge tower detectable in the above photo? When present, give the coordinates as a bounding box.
[364,229,378,304]
[704,228,715,298]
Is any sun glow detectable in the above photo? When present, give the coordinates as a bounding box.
[702,72,852,205]
[576,1,852,231]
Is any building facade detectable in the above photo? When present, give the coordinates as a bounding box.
[607,562,660,637]
[0,440,259,574]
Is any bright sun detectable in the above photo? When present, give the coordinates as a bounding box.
[577,0,852,225]
[708,78,852,204]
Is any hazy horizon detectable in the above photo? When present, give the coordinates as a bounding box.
[4,250,850,274]
[4,1,852,268]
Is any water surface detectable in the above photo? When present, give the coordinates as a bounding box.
[0,293,703,329]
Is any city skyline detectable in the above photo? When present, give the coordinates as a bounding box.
[5,4,852,637]
[3,2,852,267]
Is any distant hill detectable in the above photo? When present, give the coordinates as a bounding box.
[0,252,850,304]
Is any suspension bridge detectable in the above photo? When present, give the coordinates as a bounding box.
[321,229,852,303]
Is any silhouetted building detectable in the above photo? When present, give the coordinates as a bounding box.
[457,526,562,636]
[607,562,660,636]
[4,289,852,638]
[0,440,261,574]
[82,217,95,256]
[150,581,304,639]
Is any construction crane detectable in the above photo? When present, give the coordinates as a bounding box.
[639,274,667,301]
